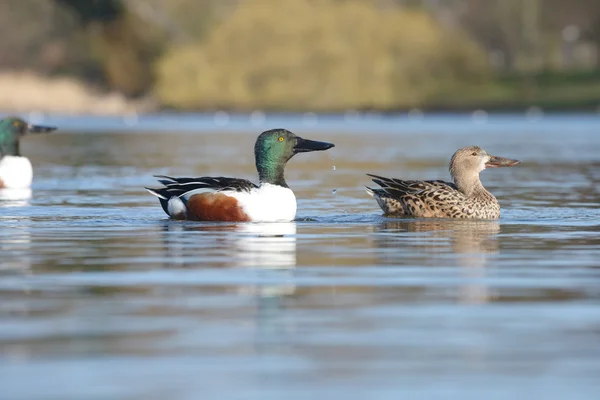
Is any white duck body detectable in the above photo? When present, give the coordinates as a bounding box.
[168,183,297,222]
[227,183,297,222]
[0,156,33,189]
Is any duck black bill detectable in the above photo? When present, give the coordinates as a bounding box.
[294,137,335,153]
[27,124,57,134]
[486,155,521,168]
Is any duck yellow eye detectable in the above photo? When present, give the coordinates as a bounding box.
[12,121,20,127]
[278,136,284,142]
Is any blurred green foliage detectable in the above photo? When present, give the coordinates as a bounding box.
[432,70,600,111]
[0,0,599,111]
[155,0,489,111]
[57,0,164,97]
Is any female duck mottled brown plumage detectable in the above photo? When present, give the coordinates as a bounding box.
[366,146,520,220]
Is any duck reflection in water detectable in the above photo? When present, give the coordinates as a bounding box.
[0,190,33,273]
[0,187,32,205]
[0,215,33,273]
[161,221,298,349]
[161,221,297,296]
[373,218,500,304]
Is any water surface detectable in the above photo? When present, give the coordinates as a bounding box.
[1,114,599,399]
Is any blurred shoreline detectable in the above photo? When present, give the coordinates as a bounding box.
[2,110,598,138]
[0,72,156,116]
[1,70,599,116]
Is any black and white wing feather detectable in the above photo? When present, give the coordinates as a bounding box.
[145,175,258,200]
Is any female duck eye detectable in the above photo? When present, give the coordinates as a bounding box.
[278,136,284,142]
[471,152,478,156]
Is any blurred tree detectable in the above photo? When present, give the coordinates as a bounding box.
[54,0,123,23]
[55,0,163,97]
[541,0,600,69]
[155,0,489,111]
[1,0,598,111]
[457,0,600,71]
[124,0,239,43]
[0,0,80,73]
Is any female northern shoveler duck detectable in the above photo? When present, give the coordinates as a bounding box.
[366,146,520,220]
[146,128,335,222]
[0,117,56,189]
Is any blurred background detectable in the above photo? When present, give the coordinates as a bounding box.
[2,2,600,399]
[1,0,600,115]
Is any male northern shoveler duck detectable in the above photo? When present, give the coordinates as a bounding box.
[146,128,334,222]
[0,117,57,189]
[366,146,520,220]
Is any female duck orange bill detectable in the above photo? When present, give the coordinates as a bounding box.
[146,129,335,222]
[0,117,57,189]
[365,146,520,220]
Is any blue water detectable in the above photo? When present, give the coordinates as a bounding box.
[12,110,600,134]
[0,113,599,399]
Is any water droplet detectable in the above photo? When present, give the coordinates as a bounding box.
[332,189,337,195]
[332,165,336,171]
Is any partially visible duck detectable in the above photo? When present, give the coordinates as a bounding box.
[0,117,56,189]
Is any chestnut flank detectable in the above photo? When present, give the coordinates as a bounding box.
[186,193,251,222]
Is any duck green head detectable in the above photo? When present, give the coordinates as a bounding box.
[254,128,335,187]
[0,117,57,157]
